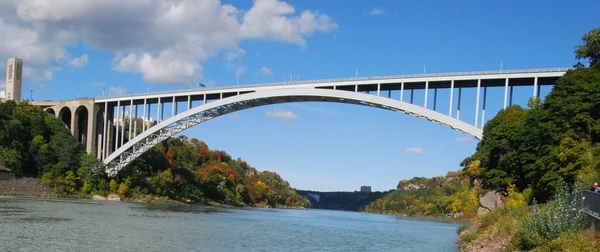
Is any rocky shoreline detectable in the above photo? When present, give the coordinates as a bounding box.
[0,178,54,197]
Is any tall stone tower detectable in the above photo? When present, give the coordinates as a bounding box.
[5,58,23,101]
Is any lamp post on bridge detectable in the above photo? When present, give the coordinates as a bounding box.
[30,89,32,101]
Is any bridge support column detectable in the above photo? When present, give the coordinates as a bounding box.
[107,110,114,156]
[400,82,404,101]
[115,101,120,150]
[457,87,462,120]
[157,97,161,123]
[449,80,454,117]
[128,100,133,142]
[187,95,191,110]
[503,78,509,109]
[474,79,481,127]
[102,102,108,160]
[70,110,77,137]
[510,85,514,106]
[133,104,138,138]
[142,99,147,132]
[533,77,538,98]
[410,89,414,104]
[121,104,125,148]
[424,81,429,108]
[377,83,380,96]
[86,104,97,155]
[433,88,437,111]
[172,96,176,116]
[481,86,487,129]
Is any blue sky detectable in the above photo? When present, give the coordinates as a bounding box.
[1,0,599,191]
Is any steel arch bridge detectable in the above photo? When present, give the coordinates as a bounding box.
[102,88,483,175]
[31,67,569,176]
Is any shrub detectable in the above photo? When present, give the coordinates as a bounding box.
[519,180,585,249]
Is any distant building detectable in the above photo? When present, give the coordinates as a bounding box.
[0,165,11,181]
[360,185,371,193]
[3,58,23,101]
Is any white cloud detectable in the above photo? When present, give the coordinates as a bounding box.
[266,109,297,120]
[406,147,424,154]
[456,136,475,143]
[240,0,337,47]
[109,86,126,96]
[235,66,247,78]
[226,48,246,61]
[90,82,104,87]
[68,54,88,67]
[0,0,337,85]
[294,104,339,115]
[259,66,274,76]
[367,8,384,16]
[205,79,216,87]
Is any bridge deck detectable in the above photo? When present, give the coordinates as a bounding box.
[96,67,569,103]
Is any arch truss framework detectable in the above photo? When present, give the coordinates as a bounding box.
[103,89,482,176]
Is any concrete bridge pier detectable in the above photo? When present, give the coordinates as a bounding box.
[34,98,100,156]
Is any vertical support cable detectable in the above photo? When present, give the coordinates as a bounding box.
[410,89,414,104]
[474,79,481,127]
[355,85,358,92]
[449,80,454,117]
[377,83,381,96]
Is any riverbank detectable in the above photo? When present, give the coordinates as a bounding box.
[0,178,54,197]
[0,177,307,210]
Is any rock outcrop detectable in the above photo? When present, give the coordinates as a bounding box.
[478,190,503,215]
[92,195,107,201]
[106,194,121,201]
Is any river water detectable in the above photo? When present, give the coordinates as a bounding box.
[0,197,460,251]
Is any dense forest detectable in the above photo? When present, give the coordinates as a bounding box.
[365,171,479,218]
[368,27,600,251]
[296,190,389,211]
[0,101,308,208]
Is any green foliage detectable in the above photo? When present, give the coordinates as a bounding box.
[121,137,309,207]
[462,60,600,202]
[519,181,585,249]
[575,27,600,67]
[296,190,388,211]
[365,171,478,218]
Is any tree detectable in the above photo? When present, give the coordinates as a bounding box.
[575,27,600,67]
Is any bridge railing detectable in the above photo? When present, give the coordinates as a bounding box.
[582,190,600,218]
[100,67,571,100]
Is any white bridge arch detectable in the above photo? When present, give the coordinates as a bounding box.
[103,88,482,175]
